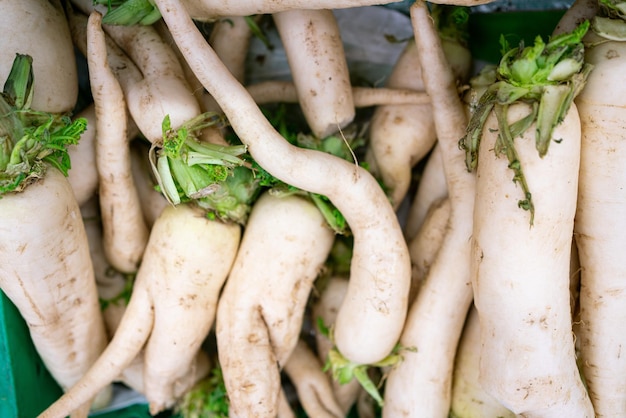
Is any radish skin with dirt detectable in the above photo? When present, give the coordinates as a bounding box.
[367,5,471,209]
[460,22,594,417]
[87,11,149,274]
[571,3,626,414]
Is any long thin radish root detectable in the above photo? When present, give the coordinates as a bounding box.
[216,192,334,418]
[1,169,109,417]
[87,11,149,274]
[245,81,430,108]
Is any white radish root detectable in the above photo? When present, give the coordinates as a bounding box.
[272,8,355,138]
[182,0,415,21]
[366,38,437,209]
[573,21,626,416]
[312,276,364,415]
[404,143,448,241]
[0,0,78,113]
[0,168,109,417]
[87,11,149,274]
[215,192,334,418]
[471,102,593,417]
[407,196,450,304]
[245,80,430,108]
[38,203,240,417]
[382,2,475,416]
[449,305,515,418]
[67,104,99,207]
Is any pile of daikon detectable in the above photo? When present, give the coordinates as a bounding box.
[2,0,625,416]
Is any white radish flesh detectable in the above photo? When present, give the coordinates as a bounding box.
[404,143,448,240]
[312,276,363,415]
[449,305,515,418]
[366,39,437,209]
[67,105,99,206]
[245,80,430,108]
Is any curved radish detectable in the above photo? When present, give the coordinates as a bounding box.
[0,0,78,113]
[272,9,355,139]
[87,11,149,273]
[38,203,240,417]
[215,192,334,418]
[155,0,411,366]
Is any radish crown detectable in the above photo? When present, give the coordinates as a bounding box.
[0,54,86,196]
[459,21,592,225]
[149,113,257,224]
[591,0,626,40]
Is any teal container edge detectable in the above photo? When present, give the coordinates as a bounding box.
[0,291,63,417]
